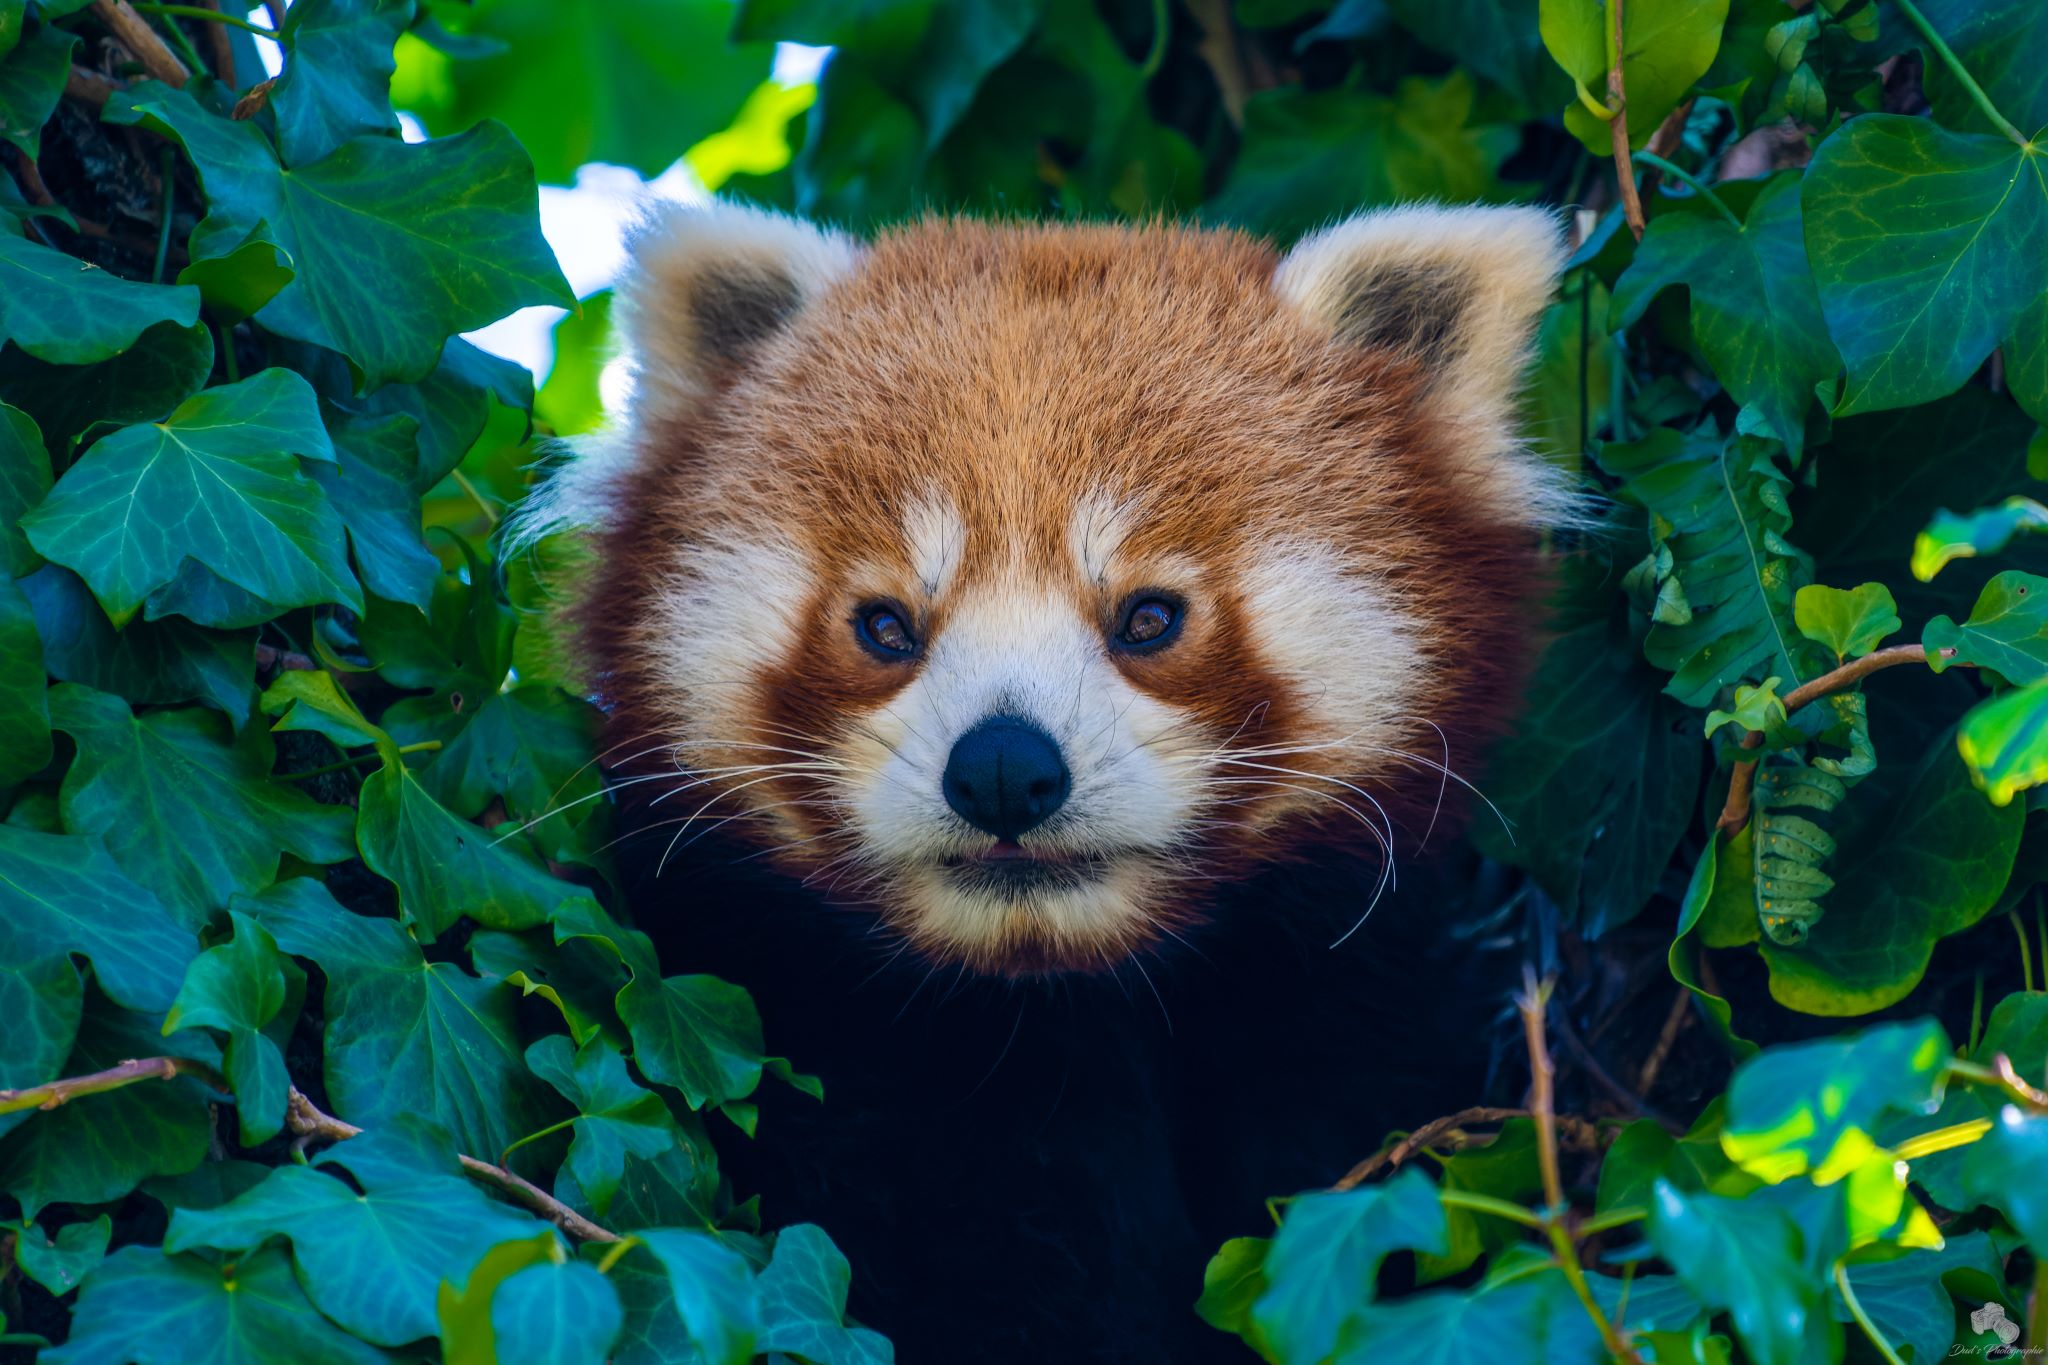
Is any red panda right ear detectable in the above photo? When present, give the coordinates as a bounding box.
[619,201,861,429]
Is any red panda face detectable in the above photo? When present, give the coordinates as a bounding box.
[553,209,1567,976]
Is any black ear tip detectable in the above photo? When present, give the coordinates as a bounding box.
[1333,262,1475,363]
[690,268,804,364]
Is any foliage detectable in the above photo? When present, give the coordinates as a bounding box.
[0,0,2046,1361]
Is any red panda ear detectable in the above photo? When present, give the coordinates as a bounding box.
[619,201,861,428]
[1274,205,1570,523]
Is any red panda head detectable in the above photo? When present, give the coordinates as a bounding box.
[545,204,1567,976]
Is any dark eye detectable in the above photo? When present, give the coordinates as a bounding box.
[855,601,919,658]
[1114,594,1183,652]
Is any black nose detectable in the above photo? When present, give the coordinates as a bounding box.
[942,717,1071,840]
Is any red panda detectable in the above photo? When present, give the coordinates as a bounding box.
[526,203,1566,1363]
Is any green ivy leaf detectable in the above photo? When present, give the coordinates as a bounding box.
[1342,1259,1607,1363]
[1803,116,2048,417]
[1543,0,1729,154]
[0,20,71,156]
[0,953,80,1142]
[0,400,48,576]
[174,228,295,327]
[1960,1110,2048,1248]
[44,1245,390,1365]
[165,1123,543,1347]
[1647,1180,1841,1365]
[9,1212,110,1295]
[524,1034,679,1218]
[21,566,258,726]
[630,1229,762,1365]
[1837,1233,2011,1365]
[106,83,573,388]
[0,319,214,455]
[1925,570,2048,685]
[0,571,47,788]
[437,1232,562,1365]
[22,369,360,627]
[311,408,437,610]
[0,823,193,1013]
[250,877,566,1165]
[492,1258,625,1365]
[1793,582,1901,662]
[0,994,215,1217]
[1704,676,1787,741]
[270,0,412,166]
[1207,72,1510,240]
[1612,173,1838,456]
[755,1224,893,1365]
[1761,740,2024,1013]
[1194,1236,1271,1351]
[1914,497,2048,582]
[1721,1019,1948,1182]
[1249,1169,1448,1365]
[163,910,291,1144]
[1957,678,2048,806]
[49,685,354,931]
[1601,428,1811,706]
[1908,0,2048,141]
[0,231,201,365]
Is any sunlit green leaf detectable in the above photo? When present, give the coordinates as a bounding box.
[1722,1019,1949,1182]
[1647,1180,1840,1365]
[1925,570,2048,685]
[1793,582,1900,661]
[1956,678,2048,806]
[1543,0,1729,153]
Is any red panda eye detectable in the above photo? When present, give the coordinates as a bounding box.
[855,602,918,658]
[1114,595,1182,652]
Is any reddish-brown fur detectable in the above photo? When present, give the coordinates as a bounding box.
[579,217,1544,969]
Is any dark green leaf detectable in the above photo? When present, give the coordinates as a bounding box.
[0,231,200,365]
[21,369,359,627]
[631,1228,762,1365]
[0,21,71,157]
[9,1212,110,1295]
[1647,1180,1840,1365]
[270,0,411,165]
[0,399,48,576]
[525,1034,679,1217]
[49,685,354,931]
[0,952,79,1142]
[20,566,257,726]
[43,1245,389,1365]
[1960,1110,2048,1248]
[1340,1259,1606,1364]
[107,83,573,388]
[492,1259,624,1365]
[0,320,214,454]
[757,1223,893,1365]
[0,571,47,788]
[1909,0,2048,140]
[312,407,437,610]
[0,822,192,1012]
[163,910,291,1144]
[1925,570,2048,685]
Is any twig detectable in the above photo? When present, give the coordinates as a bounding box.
[1716,645,1962,833]
[90,0,191,88]
[1635,987,1692,1097]
[1644,96,1693,162]
[0,1057,223,1114]
[1333,1106,1603,1191]
[1606,0,1646,241]
[129,1,278,41]
[275,740,441,783]
[1184,0,1249,126]
[1521,971,1645,1365]
[65,65,122,108]
[193,0,236,84]
[284,1088,621,1244]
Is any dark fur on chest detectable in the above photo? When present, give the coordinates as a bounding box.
[624,839,1513,1364]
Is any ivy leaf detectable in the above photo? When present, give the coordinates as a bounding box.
[437,1232,561,1365]
[1837,1233,2011,1365]
[270,0,412,166]
[337,336,535,487]
[1914,497,2048,582]
[0,953,80,1142]
[0,231,201,365]
[1960,1110,2048,1249]
[42,1245,389,1365]
[1761,740,2024,1014]
[1542,0,1729,153]
[491,1259,625,1365]
[0,319,214,455]
[0,993,215,1217]
[1207,73,1509,240]
[1601,429,1811,706]
[106,83,573,389]
[1792,582,1900,664]
[165,1124,542,1347]
[0,400,48,575]
[1907,0,2048,141]
[0,572,47,788]
[524,1034,679,1217]
[9,1212,110,1295]
[1704,676,1787,741]
[1612,173,1838,456]
[1924,570,2048,685]
[469,926,626,1048]
[1956,679,2048,806]
[49,685,354,932]
[250,877,566,1165]
[1249,1168,1449,1365]
[1803,116,2048,417]
[21,369,360,627]
[630,1229,762,1365]
[756,1224,894,1365]
[1647,1180,1841,1365]
[21,566,258,727]
[1342,1260,1607,1363]
[163,910,291,1144]
[0,20,72,156]
[1195,1236,1271,1349]
[311,407,438,610]
[175,229,295,327]
[0,823,193,1013]
[1721,1019,1948,1183]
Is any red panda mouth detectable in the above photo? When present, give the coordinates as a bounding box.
[939,844,1113,896]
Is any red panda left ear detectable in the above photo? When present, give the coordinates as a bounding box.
[1274,204,1569,523]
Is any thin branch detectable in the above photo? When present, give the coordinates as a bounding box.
[1334,1108,1529,1191]
[283,1088,621,1244]
[1890,0,2028,148]
[90,0,191,88]
[1716,645,1960,833]
[65,65,122,108]
[275,740,441,783]
[1634,987,1693,1097]
[129,1,279,40]
[193,0,236,85]
[1606,0,1646,241]
[1521,972,1645,1365]
[0,1057,222,1114]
